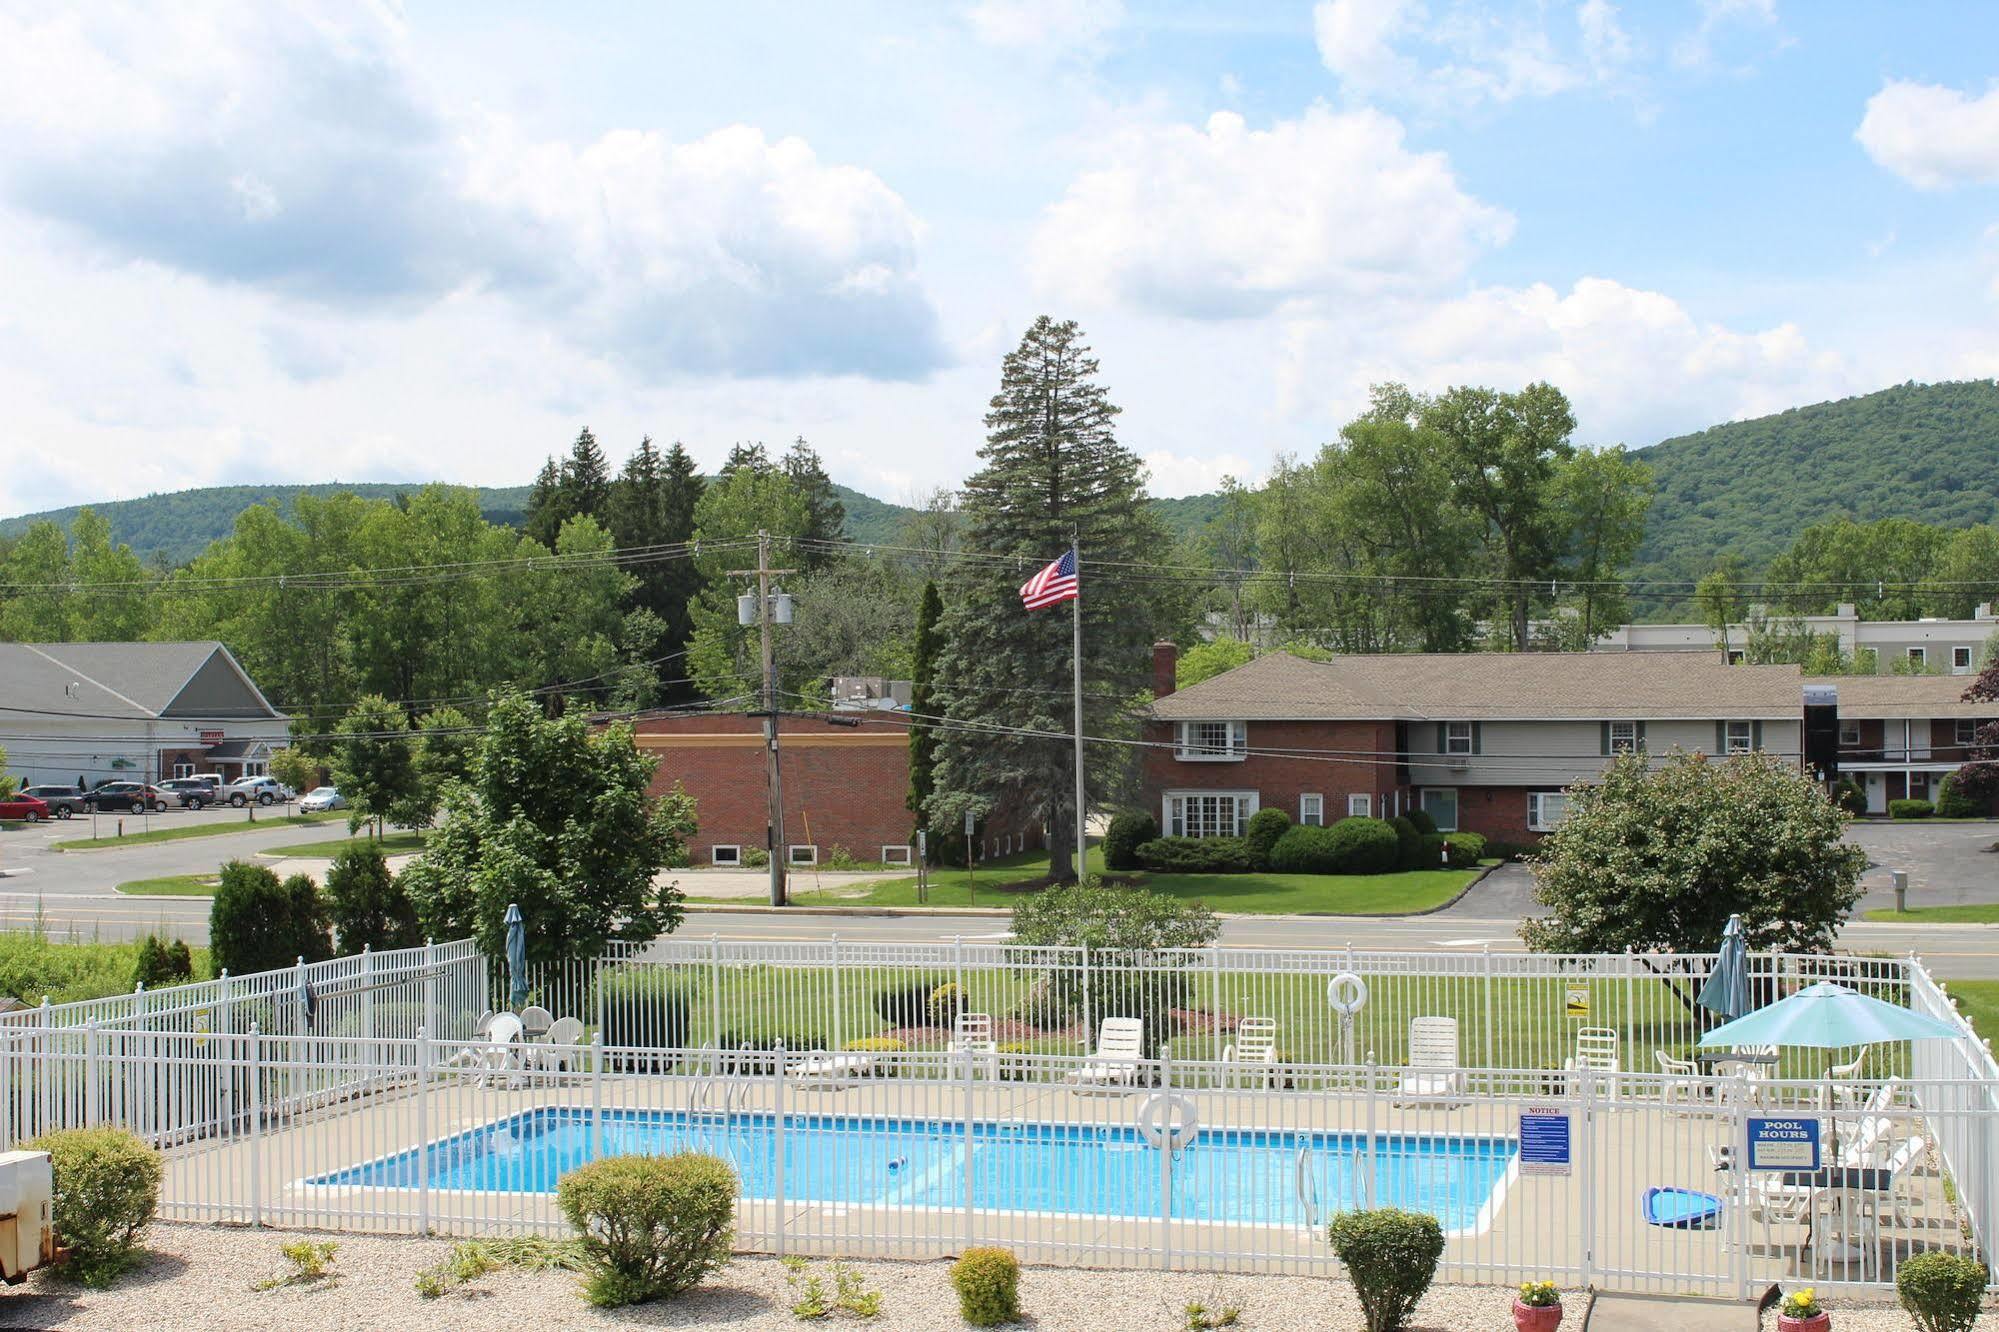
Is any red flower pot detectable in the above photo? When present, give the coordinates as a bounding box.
[1777,1315,1829,1332]
[1513,1300,1564,1332]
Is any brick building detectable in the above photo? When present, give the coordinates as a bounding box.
[1806,674,1998,813]
[1141,643,1804,844]
[629,711,1043,868]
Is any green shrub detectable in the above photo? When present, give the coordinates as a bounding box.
[1441,831,1487,868]
[1134,836,1253,874]
[324,844,421,954]
[1405,807,1438,836]
[131,934,193,990]
[1268,819,1400,874]
[951,1246,1021,1327]
[209,860,332,977]
[1890,798,1935,820]
[1243,807,1291,869]
[875,974,952,1027]
[555,1152,737,1307]
[27,1127,164,1287]
[1897,1250,1988,1332]
[1327,1208,1445,1332]
[1388,816,1423,871]
[1102,812,1158,872]
[590,967,693,1069]
[1010,880,1217,1056]
[1935,777,1981,819]
[1832,779,1867,816]
[927,981,964,1026]
[743,847,770,868]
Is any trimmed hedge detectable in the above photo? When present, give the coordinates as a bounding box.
[1328,1208,1445,1332]
[1405,807,1438,836]
[1898,1251,1988,1332]
[556,1152,737,1307]
[874,974,953,1027]
[1441,831,1487,868]
[1243,807,1291,869]
[1890,798,1935,820]
[1133,836,1254,874]
[1268,818,1400,875]
[951,1246,1022,1327]
[1388,816,1423,872]
[1102,812,1157,872]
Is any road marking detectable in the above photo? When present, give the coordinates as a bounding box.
[1435,937,1507,947]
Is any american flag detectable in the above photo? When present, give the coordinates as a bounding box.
[1019,549,1079,609]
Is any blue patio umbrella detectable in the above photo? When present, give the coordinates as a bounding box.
[504,902,528,1008]
[1698,982,1960,1051]
[1696,914,1752,1022]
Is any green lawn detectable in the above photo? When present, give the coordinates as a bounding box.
[1941,981,1999,1045]
[269,829,428,859]
[1863,904,1999,924]
[115,874,221,897]
[0,932,212,1005]
[52,811,344,851]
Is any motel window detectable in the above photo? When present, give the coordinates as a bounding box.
[1607,720,1642,752]
[1908,647,1928,668]
[1726,649,1746,665]
[1299,793,1324,827]
[1724,721,1754,755]
[1527,791,1569,832]
[788,845,818,866]
[1165,791,1256,839]
[1175,720,1247,761]
[881,845,913,866]
[1839,721,1862,746]
[1443,721,1475,756]
[1955,646,1974,674]
[1347,794,1372,818]
[1958,720,1982,746]
[710,845,742,867]
[1421,788,1459,833]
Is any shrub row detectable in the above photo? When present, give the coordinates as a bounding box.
[1133,835,1254,874]
[1890,798,1934,820]
[1268,818,1400,874]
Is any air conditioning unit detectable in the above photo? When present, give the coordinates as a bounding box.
[0,1149,55,1283]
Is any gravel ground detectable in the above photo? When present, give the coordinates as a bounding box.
[5,1224,1997,1329]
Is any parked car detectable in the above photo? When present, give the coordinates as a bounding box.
[18,785,86,818]
[83,782,168,814]
[0,793,52,823]
[221,775,292,807]
[157,778,219,809]
[298,786,346,812]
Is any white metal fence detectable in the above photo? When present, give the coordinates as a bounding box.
[1,936,1992,1295]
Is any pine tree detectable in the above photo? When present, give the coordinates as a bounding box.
[656,443,707,700]
[930,316,1174,882]
[559,427,613,521]
[783,436,847,571]
[721,442,771,476]
[605,436,705,706]
[908,581,944,859]
[523,456,566,549]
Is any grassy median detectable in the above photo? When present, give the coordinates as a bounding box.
[52,810,344,851]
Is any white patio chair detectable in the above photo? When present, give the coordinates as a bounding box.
[1066,1017,1145,1091]
[473,1012,525,1087]
[532,1015,587,1074]
[1394,1017,1462,1104]
[948,1012,999,1080]
[439,1010,500,1073]
[1655,1050,1702,1113]
[1222,1017,1279,1088]
[519,1004,555,1039]
[1825,1049,1868,1107]
[1566,1026,1621,1103]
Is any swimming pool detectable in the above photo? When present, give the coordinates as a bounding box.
[315,1109,1516,1232]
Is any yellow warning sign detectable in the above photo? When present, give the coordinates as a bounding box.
[1563,986,1590,1019]
[193,1010,211,1049]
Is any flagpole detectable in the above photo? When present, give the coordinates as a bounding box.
[1071,535,1086,881]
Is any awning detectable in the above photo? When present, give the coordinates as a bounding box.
[204,738,272,760]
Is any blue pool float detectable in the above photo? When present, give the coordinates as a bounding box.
[1641,1186,1724,1229]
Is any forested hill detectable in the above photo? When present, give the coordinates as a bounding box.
[2,479,1225,565]
[1628,379,1999,589]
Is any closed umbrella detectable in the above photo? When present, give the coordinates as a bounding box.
[1697,914,1752,1022]
[504,903,528,1009]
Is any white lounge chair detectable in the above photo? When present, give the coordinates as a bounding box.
[1567,1026,1621,1102]
[1867,1132,1927,1228]
[1655,1050,1702,1112]
[1222,1017,1278,1088]
[1836,1078,1903,1168]
[1067,1017,1145,1090]
[790,1048,878,1086]
[948,1012,999,1080]
[1395,1017,1462,1103]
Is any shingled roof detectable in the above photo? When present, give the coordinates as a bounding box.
[0,642,285,721]
[1152,650,1802,722]
[1805,674,1995,720]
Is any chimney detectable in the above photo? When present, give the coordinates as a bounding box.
[1152,641,1178,699]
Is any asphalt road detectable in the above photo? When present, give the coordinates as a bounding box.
[5,815,1997,977]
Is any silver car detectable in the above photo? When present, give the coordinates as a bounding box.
[221,775,292,807]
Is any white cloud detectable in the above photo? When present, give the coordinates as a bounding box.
[0,3,945,380]
[1313,0,1605,111]
[1671,0,1779,72]
[964,0,1124,53]
[1031,105,1513,318]
[1313,0,1421,92]
[1857,80,1999,189]
[1577,0,1632,75]
[1143,450,1265,498]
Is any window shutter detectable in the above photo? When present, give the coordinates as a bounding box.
[1715,721,1726,754]
[1752,720,1764,750]
[1636,721,1647,751]
[1600,721,1611,756]
[1471,722,1483,755]
[1437,724,1447,754]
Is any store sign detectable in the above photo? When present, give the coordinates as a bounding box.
[199,730,225,745]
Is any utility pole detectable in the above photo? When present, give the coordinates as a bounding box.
[731,530,796,907]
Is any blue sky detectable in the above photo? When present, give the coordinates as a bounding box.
[1,0,1996,519]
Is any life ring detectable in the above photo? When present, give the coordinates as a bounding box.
[1136,1093,1199,1151]
[1327,972,1369,1016]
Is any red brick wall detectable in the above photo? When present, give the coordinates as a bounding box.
[1141,719,1403,828]
[1450,787,1535,843]
[630,713,1040,864]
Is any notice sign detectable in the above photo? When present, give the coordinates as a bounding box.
[1747,1117,1821,1172]
[1519,1106,1572,1176]
[1563,986,1590,1019]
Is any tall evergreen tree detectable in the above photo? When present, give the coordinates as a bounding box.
[929,316,1174,882]
[783,436,847,571]
[606,436,707,704]
[523,456,567,549]
[721,442,771,476]
[558,427,613,521]
[907,580,944,859]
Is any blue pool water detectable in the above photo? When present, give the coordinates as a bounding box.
[315,1109,1515,1232]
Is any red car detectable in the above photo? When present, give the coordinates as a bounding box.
[0,793,51,823]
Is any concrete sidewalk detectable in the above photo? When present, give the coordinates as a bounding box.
[1583,1291,1760,1331]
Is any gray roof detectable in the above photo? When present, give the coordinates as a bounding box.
[0,642,286,721]
[1805,674,1997,720]
[1152,650,1803,722]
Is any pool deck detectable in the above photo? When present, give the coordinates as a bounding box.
[157,1069,1963,1292]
